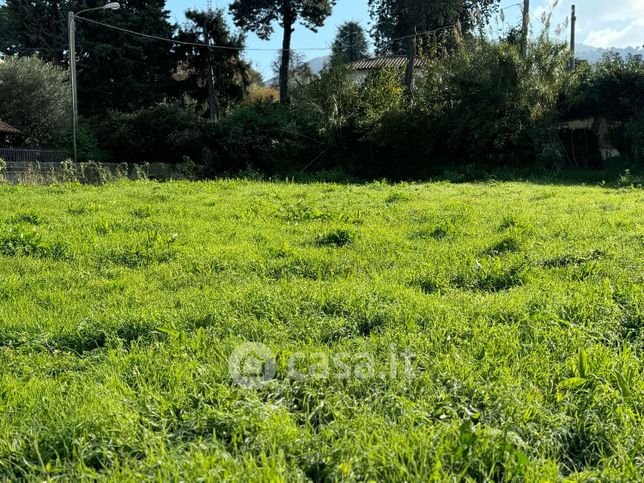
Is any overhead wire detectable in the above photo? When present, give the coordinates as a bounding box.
[76,6,529,57]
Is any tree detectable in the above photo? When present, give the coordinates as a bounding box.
[173,9,251,118]
[271,50,315,90]
[0,0,176,115]
[368,0,500,55]
[229,0,336,104]
[0,56,70,147]
[368,0,499,91]
[330,21,369,64]
[0,0,67,62]
[75,0,176,115]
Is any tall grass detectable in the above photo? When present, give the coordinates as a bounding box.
[0,179,641,480]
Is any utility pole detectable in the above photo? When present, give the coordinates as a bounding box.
[569,4,577,70]
[521,0,529,57]
[68,11,78,163]
[67,3,120,163]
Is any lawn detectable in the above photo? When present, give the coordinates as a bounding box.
[0,179,642,480]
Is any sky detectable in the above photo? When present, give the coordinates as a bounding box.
[165,0,643,78]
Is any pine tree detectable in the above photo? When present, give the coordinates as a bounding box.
[230,0,336,103]
[330,21,369,64]
[173,9,250,118]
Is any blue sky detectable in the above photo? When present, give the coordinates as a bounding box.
[165,0,644,78]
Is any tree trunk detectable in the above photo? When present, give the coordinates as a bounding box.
[204,22,218,121]
[404,28,416,95]
[280,10,294,104]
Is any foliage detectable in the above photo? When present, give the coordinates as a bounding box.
[563,53,644,123]
[0,180,643,479]
[0,56,70,147]
[210,100,298,174]
[330,21,369,64]
[286,37,570,176]
[75,0,176,115]
[290,65,404,173]
[96,99,210,164]
[0,0,177,115]
[563,53,644,164]
[270,51,316,90]
[173,9,251,118]
[245,84,279,103]
[368,0,500,56]
[0,0,67,62]
[229,0,336,102]
[624,112,644,164]
[416,38,570,167]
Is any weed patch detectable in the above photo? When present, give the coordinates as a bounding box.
[9,211,44,225]
[541,250,604,268]
[315,228,356,248]
[484,236,521,256]
[452,257,528,292]
[0,226,68,260]
[102,231,178,268]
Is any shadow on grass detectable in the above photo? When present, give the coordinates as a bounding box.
[276,159,643,188]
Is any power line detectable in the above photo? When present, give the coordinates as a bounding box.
[76,15,332,52]
[76,14,515,57]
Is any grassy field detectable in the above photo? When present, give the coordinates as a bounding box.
[0,179,642,480]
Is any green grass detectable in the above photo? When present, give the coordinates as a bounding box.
[0,179,642,480]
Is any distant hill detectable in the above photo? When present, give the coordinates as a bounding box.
[264,56,329,87]
[307,56,329,75]
[576,44,643,63]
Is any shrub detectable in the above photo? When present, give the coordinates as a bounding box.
[103,231,178,268]
[290,66,406,175]
[97,99,209,164]
[211,100,298,174]
[0,226,67,260]
[418,38,570,167]
[624,112,644,165]
[0,57,70,147]
[563,53,644,164]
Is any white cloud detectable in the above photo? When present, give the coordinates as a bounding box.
[583,17,644,48]
[532,0,644,48]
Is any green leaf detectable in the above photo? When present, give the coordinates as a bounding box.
[578,349,589,378]
[558,377,587,390]
[156,326,180,338]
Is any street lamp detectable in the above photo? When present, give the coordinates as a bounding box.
[68,2,120,162]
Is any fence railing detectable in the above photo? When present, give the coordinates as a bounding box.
[0,148,67,164]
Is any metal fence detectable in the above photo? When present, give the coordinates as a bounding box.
[0,148,66,164]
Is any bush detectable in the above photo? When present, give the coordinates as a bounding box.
[211,100,298,174]
[563,53,644,164]
[0,56,70,147]
[624,113,644,164]
[96,99,210,164]
[417,38,570,168]
[290,66,405,175]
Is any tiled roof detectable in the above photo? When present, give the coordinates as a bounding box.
[0,121,20,134]
[348,56,425,71]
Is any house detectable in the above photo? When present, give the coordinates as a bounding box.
[0,120,20,146]
[348,55,426,83]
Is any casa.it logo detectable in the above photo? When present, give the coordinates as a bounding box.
[228,342,277,388]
